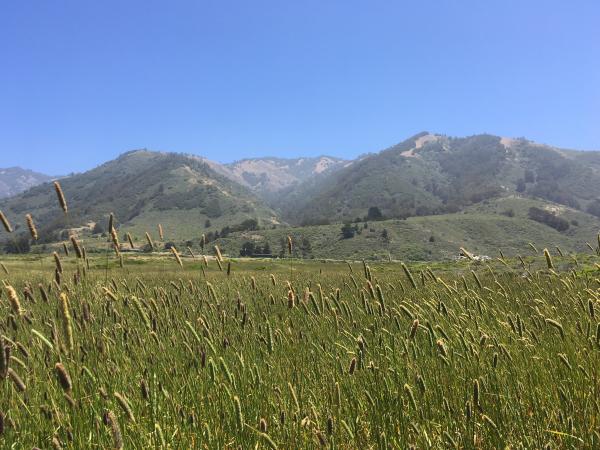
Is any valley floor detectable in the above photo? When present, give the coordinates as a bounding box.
[0,253,599,448]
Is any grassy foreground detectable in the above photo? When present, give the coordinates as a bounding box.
[0,253,599,448]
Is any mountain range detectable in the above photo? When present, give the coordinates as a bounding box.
[0,167,53,199]
[1,132,599,259]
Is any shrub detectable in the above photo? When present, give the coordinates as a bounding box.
[341,223,356,239]
[528,207,569,232]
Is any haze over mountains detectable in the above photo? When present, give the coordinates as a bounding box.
[206,155,349,202]
[1,132,600,259]
[0,167,53,199]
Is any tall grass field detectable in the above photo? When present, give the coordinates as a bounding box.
[0,250,599,448]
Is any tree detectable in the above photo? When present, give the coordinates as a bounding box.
[240,241,256,257]
[4,235,31,254]
[516,179,526,193]
[300,237,312,258]
[239,218,259,231]
[278,237,287,258]
[204,219,211,228]
[367,207,383,221]
[205,199,222,218]
[220,226,231,238]
[92,222,105,235]
[262,242,272,257]
[381,228,389,242]
[341,223,355,239]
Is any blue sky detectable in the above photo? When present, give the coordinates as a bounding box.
[1,1,598,174]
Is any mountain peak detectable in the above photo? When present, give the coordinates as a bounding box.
[221,155,348,194]
[0,166,52,199]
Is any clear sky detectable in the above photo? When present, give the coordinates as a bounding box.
[1,1,598,175]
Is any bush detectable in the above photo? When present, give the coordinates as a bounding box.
[528,207,569,232]
[92,222,105,234]
[341,223,356,239]
[381,229,390,242]
[366,207,383,221]
[240,241,258,257]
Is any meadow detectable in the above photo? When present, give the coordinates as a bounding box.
[1,247,599,449]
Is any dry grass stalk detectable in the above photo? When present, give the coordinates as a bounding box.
[170,246,183,268]
[59,293,74,351]
[25,214,38,240]
[126,233,135,249]
[70,236,83,259]
[145,232,154,251]
[53,181,68,213]
[5,285,23,316]
[54,363,72,392]
[0,211,12,233]
[103,410,124,449]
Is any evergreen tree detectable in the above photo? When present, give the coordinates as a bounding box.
[300,237,312,258]
[341,223,355,239]
[367,206,383,221]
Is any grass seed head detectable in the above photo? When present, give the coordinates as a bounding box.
[7,368,26,392]
[59,293,74,351]
[53,181,68,213]
[126,233,135,249]
[5,285,23,316]
[348,357,357,375]
[543,248,554,270]
[25,214,38,240]
[145,232,154,250]
[103,410,123,450]
[55,363,72,392]
[0,211,12,233]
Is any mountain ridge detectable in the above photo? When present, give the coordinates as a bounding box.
[273,132,600,225]
[0,150,278,245]
[0,167,53,199]
[1,132,599,256]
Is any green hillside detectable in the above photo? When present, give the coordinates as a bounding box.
[274,133,600,225]
[1,133,599,261]
[0,150,278,246]
[209,197,600,261]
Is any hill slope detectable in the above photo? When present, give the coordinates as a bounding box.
[0,150,278,244]
[1,133,599,259]
[0,167,52,199]
[276,132,600,225]
[212,197,600,260]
